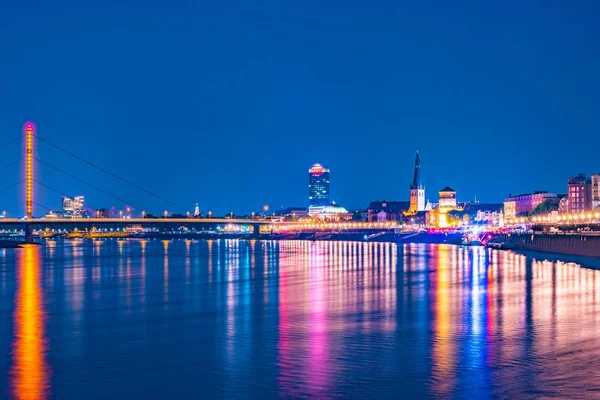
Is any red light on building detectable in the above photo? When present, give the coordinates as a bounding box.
[309,163,326,175]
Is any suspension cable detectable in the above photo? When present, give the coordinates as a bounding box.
[0,137,20,150]
[34,134,188,212]
[0,158,22,173]
[0,180,23,195]
[34,179,106,212]
[34,157,139,210]
[0,202,25,216]
[32,201,53,212]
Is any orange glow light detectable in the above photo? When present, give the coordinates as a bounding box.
[11,245,50,399]
[24,122,35,219]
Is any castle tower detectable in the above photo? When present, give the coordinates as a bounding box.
[409,151,425,212]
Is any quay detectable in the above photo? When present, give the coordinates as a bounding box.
[493,232,600,258]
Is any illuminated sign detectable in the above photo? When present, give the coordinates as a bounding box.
[309,164,326,175]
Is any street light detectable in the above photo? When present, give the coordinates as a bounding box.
[208,211,212,218]
[164,210,168,218]
[119,210,123,218]
[251,212,255,220]
[142,210,146,218]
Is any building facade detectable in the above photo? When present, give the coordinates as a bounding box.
[558,195,569,214]
[367,201,410,222]
[438,186,457,209]
[62,196,85,218]
[308,163,330,214]
[568,173,592,213]
[409,152,425,213]
[459,203,504,226]
[503,191,558,219]
[426,186,462,228]
[314,202,352,222]
[592,174,600,210]
[275,207,309,220]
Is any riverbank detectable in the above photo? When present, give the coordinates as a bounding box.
[493,233,600,259]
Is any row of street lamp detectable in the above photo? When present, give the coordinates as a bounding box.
[506,211,600,225]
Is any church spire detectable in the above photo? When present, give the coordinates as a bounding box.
[411,151,423,189]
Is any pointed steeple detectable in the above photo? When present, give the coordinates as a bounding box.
[410,151,423,189]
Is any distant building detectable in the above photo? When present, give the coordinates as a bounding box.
[43,211,61,219]
[95,208,110,218]
[367,200,410,222]
[456,203,504,226]
[558,195,569,214]
[426,186,462,228]
[62,196,84,218]
[275,207,309,220]
[438,186,457,209]
[408,152,425,213]
[568,173,592,213]
[351,209,368,222]
[503,191,558,219]
[592,174,600,210]
[308,163,330,214]
[314,202,352,222]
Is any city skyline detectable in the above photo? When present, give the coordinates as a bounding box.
[1,2,599,215]
[1,136,599,218]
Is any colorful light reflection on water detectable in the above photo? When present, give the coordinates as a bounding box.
[0,240,599,399]
[10,245,50,400]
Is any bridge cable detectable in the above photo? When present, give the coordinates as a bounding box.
[34,157,139,210]
[32,201,53,212]
[0,202,25,215]
[0,137,20,151]
[0,180,24,195]
[34,179,108,212]
[34,135,188,212]
[0,158,23,173]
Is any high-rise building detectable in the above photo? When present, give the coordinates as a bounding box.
[592,174,600,210]
[409,151,425,212]
[308,163,330,214]
[62,195,84,218]
[567,173,592,213]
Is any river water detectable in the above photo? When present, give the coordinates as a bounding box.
[1,239,599,399]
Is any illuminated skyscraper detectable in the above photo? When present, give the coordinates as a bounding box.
[308,163,330,214]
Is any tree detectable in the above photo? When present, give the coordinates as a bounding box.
[529,201,558,216]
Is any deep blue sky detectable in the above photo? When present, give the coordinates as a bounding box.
[1,1,599,216]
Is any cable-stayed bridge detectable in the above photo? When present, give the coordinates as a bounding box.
[0,122,276,242]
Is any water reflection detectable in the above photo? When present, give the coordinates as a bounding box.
[3,240,600,399]
[11,245,50,400]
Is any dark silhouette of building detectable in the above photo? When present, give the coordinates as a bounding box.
[367,200,410,222]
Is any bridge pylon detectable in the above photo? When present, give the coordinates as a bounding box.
[24,122,34,219]
[24,122,35,243]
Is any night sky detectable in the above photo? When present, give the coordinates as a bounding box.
[1,1,599,216]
